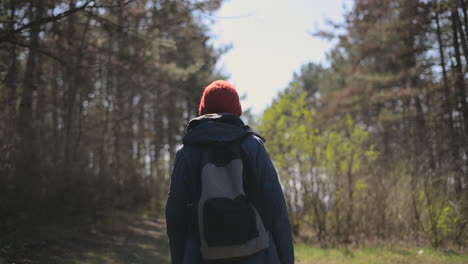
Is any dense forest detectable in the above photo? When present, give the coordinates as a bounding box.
[0,0,467,253]
[0,0,224,233]
[259,0,467,249]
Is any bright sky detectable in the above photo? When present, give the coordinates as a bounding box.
[208,0,349,114]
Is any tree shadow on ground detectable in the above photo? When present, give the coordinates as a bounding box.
[0,217,170,264]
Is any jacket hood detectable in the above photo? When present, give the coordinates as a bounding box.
[183,113,252,145]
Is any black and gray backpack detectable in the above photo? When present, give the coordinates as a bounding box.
[191,138,269,261]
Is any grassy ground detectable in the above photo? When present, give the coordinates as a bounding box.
[296,244,468,264]
[2,213,467,263]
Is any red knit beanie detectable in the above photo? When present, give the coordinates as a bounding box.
[198,80,242,117]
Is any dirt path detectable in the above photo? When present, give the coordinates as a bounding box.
[0,216,171,264]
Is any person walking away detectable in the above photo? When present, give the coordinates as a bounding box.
[166,80,294,264]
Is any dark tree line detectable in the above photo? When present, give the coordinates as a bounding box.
[0,0,224,234]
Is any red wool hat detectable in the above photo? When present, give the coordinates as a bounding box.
[198,80,242,117]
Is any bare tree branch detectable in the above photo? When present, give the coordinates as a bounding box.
[87,0,137,9]
[4,38,69,68]
[0,1,92,43]
[0,0,137,44]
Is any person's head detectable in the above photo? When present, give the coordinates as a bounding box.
[198,80,242,117]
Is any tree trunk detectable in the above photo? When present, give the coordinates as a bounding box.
[345,151,355,245]
[451,7,468,196]
[16,0,44,217]
[454,2,468,72]
[459,0,468,45]
[5,0,18,125]
[436,2,462,193]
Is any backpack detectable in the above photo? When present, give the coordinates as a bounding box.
[190,137,269,261]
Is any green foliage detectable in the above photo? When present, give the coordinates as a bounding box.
[260,0,468,248]
[260,84,319,174]
[355,178,368,191]
[288,63,324,96]
[420,193,455,247]
[291,0,468,248]
[259,83,378,240]
[321,115,378,177]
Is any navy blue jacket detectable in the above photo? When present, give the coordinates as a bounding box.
[165,113,294,264]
